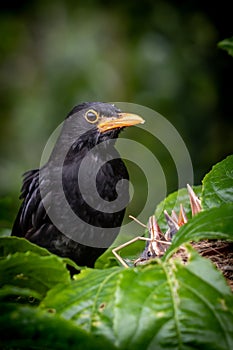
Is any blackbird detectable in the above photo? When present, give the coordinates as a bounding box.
[12,102,144,271]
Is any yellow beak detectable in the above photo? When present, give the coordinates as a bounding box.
[98,113,145,133]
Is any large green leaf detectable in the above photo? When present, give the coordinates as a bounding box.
[0,236,80,271]
[41,248,233,350]
[155,186,202,233]
[164,204,233,260]
[0,285,41,302]
[0,251,70,298]
[0,303,115,350]
[0,236,50,258]
[202,155,233,209]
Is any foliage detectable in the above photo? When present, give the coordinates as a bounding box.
[0,154,233,349]
[218,37,233,57]
[202,155,233,209]
[0,303,114,350]
[41,248,233,350]
[164,204,233,260]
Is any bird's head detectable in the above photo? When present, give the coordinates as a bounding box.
[65,102,145,148]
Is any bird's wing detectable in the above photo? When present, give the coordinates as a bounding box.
[11,169,50,239]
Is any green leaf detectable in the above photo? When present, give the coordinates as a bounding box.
[0,251,70,298]
[0,236,50,258]
[155,185,202,232]
[0,303,115,350]
[202,155,233,209]
[218,37,233,57]
[41,250,233,350]
[0,285,41,302]
[164,204,233,260]
[0,236,81,272]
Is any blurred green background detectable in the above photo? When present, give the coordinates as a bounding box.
[0,0,232,233]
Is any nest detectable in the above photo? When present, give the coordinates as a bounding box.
[119,187,233,291]
[174,240,233,291]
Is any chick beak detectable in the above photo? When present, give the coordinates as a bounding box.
[98,112,145,133]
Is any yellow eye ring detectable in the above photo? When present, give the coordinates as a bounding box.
[85,109,99,123]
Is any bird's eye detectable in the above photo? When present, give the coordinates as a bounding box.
[147,251,151,258]
[85,110,99,123]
